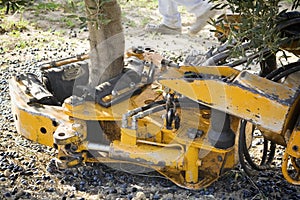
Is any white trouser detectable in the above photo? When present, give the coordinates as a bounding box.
[158,0,212,28]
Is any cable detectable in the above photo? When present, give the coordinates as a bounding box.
[239,120,275,173]
[265,61,300,80]
[271,64,300,82]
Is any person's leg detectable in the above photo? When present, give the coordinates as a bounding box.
[174,0,216,34]
[158,0,181,29]
[145,0,181,34]
[174,0,212,17]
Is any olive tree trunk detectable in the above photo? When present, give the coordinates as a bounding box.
[84,0,124,87]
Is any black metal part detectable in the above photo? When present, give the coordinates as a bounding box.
[208,109,235,149]
[132,46,145,54]
[183,71,203,82]
[174,114,180,130]
[17,73,59,105]
[161,59,179,68]
[165,94,179,130]
[166,108,175,130]
[43,61,89,104]
[94,69,144,108]
[259,53,277,77]
[92,56,157,108]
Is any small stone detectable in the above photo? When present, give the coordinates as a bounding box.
[12,187,18,195]
[42,175,50,180]
[80,181,86,186]
[4,192,11,198]
[109,188,117,194]
[127,194,133,200]
[21,170,33,176]
[153,193,160,200]
[131,187,137,193]
[20,179,27,185]
[3,169,11,177]
[120,188,127,195]
[45,187,55,192]
[133,192,146,200]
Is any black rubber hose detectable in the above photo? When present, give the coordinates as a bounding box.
[266,142,276,165]
[244,139,276,170]
[260,140,276,166]
[271,64,300,82]
[238,120,256,175]
[260,139,269,165]
[239,120,274,171]
[140,100,166,111]
[265,61,300,80]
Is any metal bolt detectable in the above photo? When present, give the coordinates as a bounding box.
[292,145,299,152]
[130,82,135,88]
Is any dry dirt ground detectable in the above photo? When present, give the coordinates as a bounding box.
[0,1,300,200]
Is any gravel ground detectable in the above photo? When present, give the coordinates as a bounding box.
[1,1,300,200]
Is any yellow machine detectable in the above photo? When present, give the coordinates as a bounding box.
[9,13,300,189]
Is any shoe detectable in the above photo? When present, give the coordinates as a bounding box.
[189,10,217,35]
[145,24,181,35]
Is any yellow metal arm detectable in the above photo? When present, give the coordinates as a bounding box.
[159,66,300,139]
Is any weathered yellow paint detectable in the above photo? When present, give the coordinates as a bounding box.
[282,151,300,185]
[63,83,163,121]
[159,66,298,134]
[12,107,56,147]
[286,119,300,158]
[9,78,69,147]
[111,140,184,169]
[120,128,137,146]
[185,146,199,183]
[178,65,240,78]
[9,56,300,189]
[275,95,299,185]
[63,98,127,121]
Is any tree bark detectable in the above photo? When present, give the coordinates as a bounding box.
[84,0,124,87]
